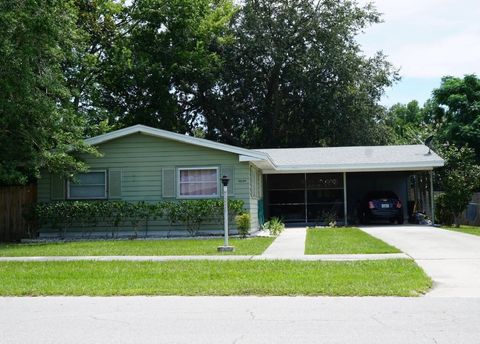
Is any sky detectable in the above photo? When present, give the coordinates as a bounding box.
[357,0,480,106]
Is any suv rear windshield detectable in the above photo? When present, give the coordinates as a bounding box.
[366,191,398,199]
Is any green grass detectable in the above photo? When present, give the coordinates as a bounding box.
[0,259,431,296]
[442,225,480,237]
[0,237,274,257]
[305,227,401,254]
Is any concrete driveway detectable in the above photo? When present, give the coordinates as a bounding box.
[361,225,480,297]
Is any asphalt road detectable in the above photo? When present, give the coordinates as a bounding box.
[1,296,480,344]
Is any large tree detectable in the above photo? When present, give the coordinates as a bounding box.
[100,0,236,132]
[435,144,480,226]
[64,0,126,137]
[382,75,480,225]
[426,74,480,161]
[198,0,398,148]
[0,0,99,186]
[384,100,435,144]
[385,75,480,160]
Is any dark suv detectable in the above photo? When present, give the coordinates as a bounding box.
[359,191,404,224]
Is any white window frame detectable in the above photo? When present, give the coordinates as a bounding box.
[67,170,107,200]
[177,166,220,199]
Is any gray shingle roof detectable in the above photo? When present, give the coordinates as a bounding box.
[254,145,444,172]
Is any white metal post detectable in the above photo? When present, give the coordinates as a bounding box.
[224,184,228,247]
[218,176,234,252]
[343,172,348,226]
[430,170,435,225]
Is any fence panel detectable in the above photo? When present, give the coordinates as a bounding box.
[459,193,480,226]
[0,185,37,242]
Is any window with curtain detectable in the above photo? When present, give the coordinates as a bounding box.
[178,167,218,197]
[68,171,107,199]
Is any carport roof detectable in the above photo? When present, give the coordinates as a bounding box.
[254,145,444,173]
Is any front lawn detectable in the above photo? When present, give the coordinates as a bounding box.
[441,225,480,237]
[0,237,274,257]
[0,259,431,296]
[305,227,401,254]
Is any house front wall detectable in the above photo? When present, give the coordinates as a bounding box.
[37,133,262,237]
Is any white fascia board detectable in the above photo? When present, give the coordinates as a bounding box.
[261,160,444,174]
[85,124,269,161]
[239,155,276,169]
[239,155,263,162]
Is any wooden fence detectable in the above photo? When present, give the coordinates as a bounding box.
[458,193,480,226]
[0,185,37,242]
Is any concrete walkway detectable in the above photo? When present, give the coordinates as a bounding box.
[261,227,308,258]
[361,225,480,297]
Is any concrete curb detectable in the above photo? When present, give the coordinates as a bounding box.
[0,253,410,262]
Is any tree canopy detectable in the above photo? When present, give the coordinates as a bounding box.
[0,0,97,185]
[434,144,480,226]
[385,74,480,225]
[100,0,237,133]
[1,0,401,185]
[386,74,480,160]
[429,75,480,161]
[198,0,398,147]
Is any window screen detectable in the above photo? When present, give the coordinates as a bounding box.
[68,171,106,199]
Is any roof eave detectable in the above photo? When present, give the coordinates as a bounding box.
[262,160,444,174]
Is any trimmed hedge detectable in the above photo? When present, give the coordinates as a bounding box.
[35,200,244,238]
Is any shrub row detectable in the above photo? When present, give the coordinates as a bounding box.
[35,199,244,238]
[435,193,455,226]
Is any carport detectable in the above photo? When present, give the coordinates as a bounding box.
[255,145,444,226]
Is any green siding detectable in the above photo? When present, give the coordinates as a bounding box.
[248,164,263,230]
[162,168,175,198]
[50,175,65,200]
[220,165,234,196]
[38,133,258,236]
[108,169,122,199]
[37,172,51,202]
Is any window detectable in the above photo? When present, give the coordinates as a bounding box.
[68,171,107,199]
[178,167,219,198]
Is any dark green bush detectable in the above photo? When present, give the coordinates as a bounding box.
[162,199,244,236]
[35,199,245,237]
[435,193,455,226]
[235,213,251,238]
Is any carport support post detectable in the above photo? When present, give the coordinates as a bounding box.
[343,172,348,226]
[430,170,435,225]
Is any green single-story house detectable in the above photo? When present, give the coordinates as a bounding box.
[38,124,444,237]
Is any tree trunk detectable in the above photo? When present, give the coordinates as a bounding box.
[264,64,281,147]
[454,214,461,228]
